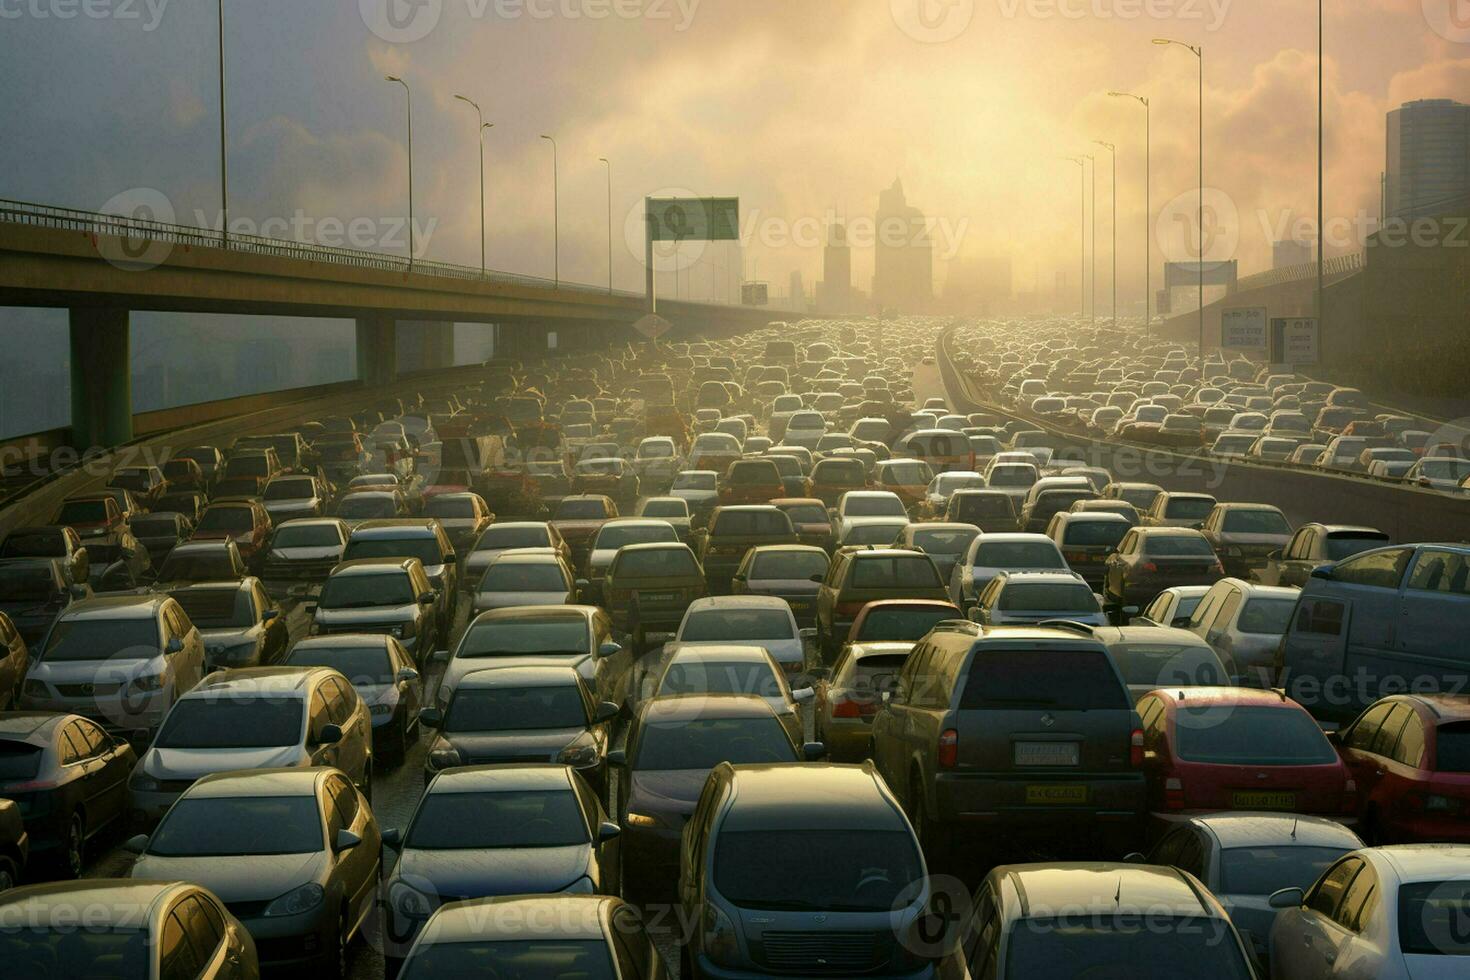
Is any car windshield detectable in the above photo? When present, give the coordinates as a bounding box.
[997,584,1099,613]
[1222,511,1291,534]
[156,697,303,748]
[659,661,782,698]
[712,511,791,536]
[170,589,253,629]
[406,790,588,849]
[1145,536,1216,557]
[287,645,394,685]
[751,551,828,580]
[1062,522,1129,547]
[1399,880,1470,956]
[1165,498,1216,519]
[1433,722,1470,773]
[58,500,108,523]
[633,716,794,770]
[882,464,930,484]
[1,532,65,558]
[974,542,1064,569]
[157,552,234,582]
[272,524,342,548]
[1420,459,1470,481]
[1113,644,1226,687]
[988,466,1037,488]
[1237,598,1297,634]
[856,607,958,641]
[596,525,675,550]
[131,517,179,537]
[1325,534,1390,560]
[0,929,150,974]
[0,566,57,601]
[41,618,159,662]
[1003,917,1251,979]
[673,473,717,491]
[148,796,322,856]
[344,538,442,565]
[843,497,906,517]
[446,685,587,731]
[554,500,609,520]
[640,501,686,518]
[1174,705,1337,765]
[680,609,792,642]
[320,572,414,608]
[401,942,616,980]
[714,830,922,913]
[197,507,254,533]
[479,562,567,593]
[913,529,980,554]
[1217,846,1349,896]
[476,526,551,551]
[264,480,315,501]
[338,496,397,518]
[815,462,864,483]
[851,556,942,589]
[612,548,699,578]
[460,619,589,656]
[962,649,1127,709]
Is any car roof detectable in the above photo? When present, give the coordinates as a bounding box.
[471,605,598,623]
[329,557,418,576]
[418,894,615,945]
[427,763,575,794]
[718,763,902,832]
[1093,625,1213,646]
[191,666,327,696]
[667,644,775,665]
[996,570,1087,584]
[1133,527,1207,536]
[59,594,166,620]
[640,693,777,723]
[1151,686,1303,708]
[1187,813,1364,851]
[188,767,323,799]
[290,634,393,652]
[348,520,438,537]
[0,880,191,922]
[1055,512,1130,524]
[1371,844,1470,882]
[457,664,582,689]
[168,540,234,555]
[0,711,68,742]
[997,863,1216,919]
[276,517,346,529]
[685,595,791,611]
[168,580,251,597]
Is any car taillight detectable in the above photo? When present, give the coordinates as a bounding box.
[937,729,958,769]
[1342,777,1358,814]
[832,698,878,719]
[835,600,867,617]
[1065,551,1090,562]
[1142,562,1159,573]
[1,780,57,793]
[1403,792,1464,814]
[1164,776,1185,809]
[1130,728,1144,767]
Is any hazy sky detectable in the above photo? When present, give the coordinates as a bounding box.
[1,0,1466,303]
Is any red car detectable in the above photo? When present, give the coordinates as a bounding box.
[190,499,273,564]
[772,497,834,551]
[842,598,963,647]
[1137,687,1356,831]
[1332,694,1470,843]
[719,459,785,507]
[804,457,869,509]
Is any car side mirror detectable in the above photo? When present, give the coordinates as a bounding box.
[166,637,184,655]
[334,829,362,853]
[595,701,620,723]
[576,578,590,591]
[1123,606,1140,617]
[124,834,149,855]
[1121,851,1146,864]
[1267,550,1282,561]
[418,707,444,729]
[792,687,815,704]
[316,723,343,746]
[802,741,827,761]
[1309,563,1335,581]
[262,609,280,622]
[381,828,403,849]
[598,820,621,843]
[397,667,420,682]
[1268,887,1305,909]
[68,584,89,600]
[607,748,628,767]
[598,641,623,658]
[418,591,438,605]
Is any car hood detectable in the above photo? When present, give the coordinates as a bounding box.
[444,727,585,762]
[749,579,821,595]
[198,627,258,650]
[28,655,163,684]
[268,546,343,562]
[0,599,62,623]
[131,851,327,905]
[472,592,572,611]
[315,603,418,626]
[396,843,593,898]
[677,637,804,666]
[140,743,309,779]
[626,768,708,819]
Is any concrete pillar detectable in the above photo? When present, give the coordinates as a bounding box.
[420,322,455,370]
[68,308,133,450]
[356,316,397,388]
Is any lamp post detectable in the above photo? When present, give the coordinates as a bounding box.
[1109,91,1150,329]
[1061,156,1086,318]
[217,0,229,246]
[1316,0,1325,356]
[1094,140,1117,327]
[1153,37,1204,362]
[1084,152,1096,328]
[453,95,489,277]
[599,157,612,294]
[540,135,559,288]
[385,75,415,268]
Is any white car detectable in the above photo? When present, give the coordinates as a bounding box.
[831,490,909,544]
[470,550,580,614]
[949,532,1068,616]
[667,595,808,676]
[1269,844,1470,978]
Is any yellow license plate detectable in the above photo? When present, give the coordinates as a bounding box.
[1026,785,1088,805]
[1232,791,1297,810]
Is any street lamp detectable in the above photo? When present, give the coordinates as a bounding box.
[1061,156,1086,318]
[217,0,229,246]
[1094,140,1117,327]
[540,134,559,288]
[1108,91,1150,329]
[1084,152,1096,328]
[385,75,415,268]
[453,95,490,277]
[1154,37,1204,362]
[599,157,612,294]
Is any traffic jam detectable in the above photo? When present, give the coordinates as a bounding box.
[0,317,1468,979]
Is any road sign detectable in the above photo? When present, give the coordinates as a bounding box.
[633,314,672,341]
[741,282,769,306]
[1221,307,1268,349]
[647,198,739,242]
[1271,317,1319,365]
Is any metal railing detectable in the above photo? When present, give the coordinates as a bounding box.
[1233,251,1365,293]
[0,198,665,302]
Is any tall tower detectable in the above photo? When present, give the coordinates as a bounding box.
[1386,99,1470,219]
[873,178,933,312]
[822,222,852,313]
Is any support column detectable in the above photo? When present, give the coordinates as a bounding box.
[420,322,455,370]
[68,308,133,450]
[356,316,398,388]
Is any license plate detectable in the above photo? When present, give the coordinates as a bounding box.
[639,592,678,603]
[1015,742,1080,766]
[1026,785,1088,805]
[788,600,813,611]
[1232,791,1297,810]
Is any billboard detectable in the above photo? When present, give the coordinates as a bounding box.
[1270,317,1319,365]
[646,198,740,242]
[1221,307,1268,349]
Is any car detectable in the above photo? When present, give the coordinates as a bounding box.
[919,471,986,520]
[258,517,348,592]
[0,526,89,588]
[1404,455,1470,490]
[1135,584,1212,627]
[549,494,621,571]
[897,522,980,583]
[1137,687,1356,828]
[816,547,949,661]
[728,544,829,625]
[309,558,439,662]
[871,621,1145,857]
[18,594,208,744]
[154,539,249,590]
[0,712,134,877]
[394,894,671,978]
[1200,503,1294,579]
[1090,624,1231,702]
[689,504,798,596]
[944,488,1021,532]
[573,457,641,508]
[668,595,808,677]
[813,637,915,763]
[0,879,257,978]
[804,456,870,508]
[676,762,929,979]
[1019,483,1099,535]
[1268,844,1470,977]
[462,520,570,587]
[168,578,287,672]
[1103,481,1166,514]
[419,663,616,792]
[961,862,1259,978]
[950,532,1069,616]
[1047,511,1133,589]
[643,645,811,745]
[191,500,273,566]
[166,448,217,487]
[420,491,494,555]
[1142,492,1218,530]
[668,470,720,518]
[341,519,458,635]
[53,494,127,544]
[381,764,623,968]
[637,496,694,541]
[284,633,423,761]
[1184,578,1300,687]
[128,511,192,566]
[126,767,379,975]
[1250,523,1390,588]
[583,518,681,601]
[335,488,411,524]
[971,569,1107,627]
[718,459,785,507]
[1330,694,1470,844]
[874,458,936,513]
[129,665,372,825]
[260,474,327,521]
[0,559,84,655]
[1103,527,1225,614]
[470,548,580,614]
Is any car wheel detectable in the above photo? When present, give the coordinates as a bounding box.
[326,908,350,980]
[680,942,696,980]
[911,779,949,865]
[395,715,412,760]
[0,856,18,892]
[61,811,85,879]
[360,758,374,796]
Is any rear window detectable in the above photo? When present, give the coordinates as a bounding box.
[750,551,829,580]
[480,563,568,593]
[1434,722,1470,773]
[612,548,699,579]
[264,479,315,501]
[850,556,942,589]
[996,583,1098,613]
[446,685,587,732]
[58,500,108,524]
[554,499,610,520]
[855,607,958,642]
[953,496,1014,520]
[1003,917,1251,980]
[814,461,865,483]
[714,830,922,914]
[961,649,1128,709]
[1221,511,1291,534]
[1063,522,1129,548]
[1237,598,1297,634]
[170,589,252,629]
[632,716,794,771]
[424,498,477,519]
[987,466,1037,488]
[273,524,342,549]
[1398,880,1470,956]
[907,434,969,457]
[596,525,676,551]
[712,511,793,537]
[659,660,781,698]
[1112,643,1226,687]
[344,536,443,566]
[882,463,930,485]
[1164,497,1215,519]
[1144,536,1216,557]
[973,541,1065,569]
[680,609,792,642]
[0,565,58,601]
[0,741,42,779]
[780,504,828,525]
[728,463,780,485]
[1218,846,1348,897]
[197,507,255,533]
[1173,705,1336,765]
[912,528,980,554]
[843,496,906,518]
[0,532,65,558]
[476,525,551,551]
[1325,533,1391,561]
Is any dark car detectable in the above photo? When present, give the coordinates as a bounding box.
[870,621,1145,858]
[259,517,349,592]
[691,505,799,595]
[945,489,1020,533]
[0,526,88,586]
[341,520,459,637]
[153,489,207,526]
[550,494,621,572]
[0,558,86,649]
[53,494,126,545]
[421,492,494,553]
[83,531,155,593]
[1103,526,1225,615]
[0,612,27,713]
[612,694,818,898]
[161,454,205,492]
[128,512,191,566]
[191,500,273,568]
[286,634,424,761]
[0,712,135,876]
[770,497,834,551]
[0,797,27,890]
[107,465,168,509]
[260,474,328,522]
[154,539,248,588]
[174,445,225,483]
[309,558,439,664]
[1047,511,1133,590]
[168,578,287,671]
[381,764,622,970]
[1200,503,1294,579]
[678,761,932,979]
[1250,523,1391,588]
[419,663,617,794]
